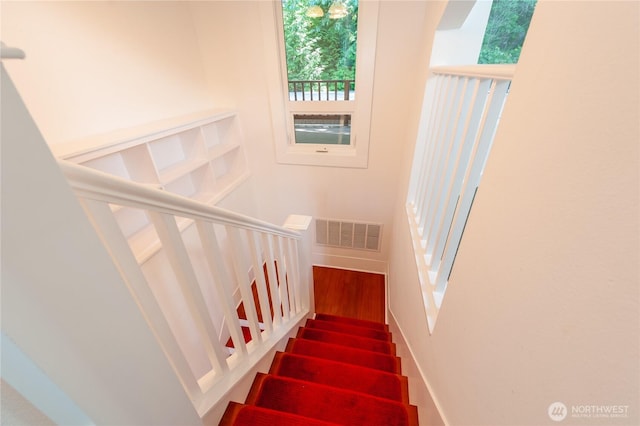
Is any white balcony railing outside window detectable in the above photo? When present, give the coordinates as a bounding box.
[407,65,514,333]
[288,79,355,101]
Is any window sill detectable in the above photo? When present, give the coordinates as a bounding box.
[276,143,368,168]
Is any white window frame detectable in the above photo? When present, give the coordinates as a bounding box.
[259,0,379,168]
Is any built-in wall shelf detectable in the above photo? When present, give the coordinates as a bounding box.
[56,110,250,263]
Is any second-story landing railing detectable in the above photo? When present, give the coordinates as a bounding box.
[59,160,312,417]
[406,64,515,332]
[288,79,355,101]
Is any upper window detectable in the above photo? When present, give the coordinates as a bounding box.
[478,0,537,64]
[268,0,378,168]
[282,0,358,102]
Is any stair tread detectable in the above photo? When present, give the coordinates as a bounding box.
[246,373,418,426]
[270,351,409,403]
[286,337,401,373]
[219,402,342,426]
[315,313,389,331]
[297,327,396,355]
[306,318,392,341]
[219,314,416,426]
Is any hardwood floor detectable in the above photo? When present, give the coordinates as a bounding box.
[313,266,386,324]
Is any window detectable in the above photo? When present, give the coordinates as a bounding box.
[478,0,537,64]
[264,0,378,168]
[293,114,351,145]
[282,0,358,102]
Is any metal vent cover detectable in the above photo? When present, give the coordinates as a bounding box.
[315,219,382,251]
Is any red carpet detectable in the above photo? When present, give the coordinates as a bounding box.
[286,337,401,373]
[296,326,396,354]
[225,325,252,349]
[269,352,409,402]
[219,314,418,425]
[304,318,391,341]
[223,402,342,425]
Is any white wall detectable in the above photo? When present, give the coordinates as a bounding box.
[2,0,433,274]
[6,1,637,424]
[1,64,201,425]
[430,0,492,66]
[190,0,432,272]
[1,380,55,426]
[389,1,639,425]
[1,1,213,146]
[1,2,265,422]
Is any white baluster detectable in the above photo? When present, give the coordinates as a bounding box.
[272,235,291,318]
[437,79,510,291]
[246,230,274,334]
[225,226,262,345]
[285,238,302,313]
[261,233,283,325]
[80,199,201,400]
[148,211,229,374]
[196,221,248,357]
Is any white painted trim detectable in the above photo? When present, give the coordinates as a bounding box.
[51,109,237,160]
[59,161,299,239]
[312,253,388,275]
[431,64,515,80]
[196,309,310,417]
[388,311,450,426]
[200,312,313,424]
[384,265,390,325]
[1,333,94,426]
[238,319,266,331]
[312,262,387,278]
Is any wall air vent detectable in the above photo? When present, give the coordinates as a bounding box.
[315,219,382,252]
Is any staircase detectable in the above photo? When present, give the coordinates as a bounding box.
[219,313,419,425]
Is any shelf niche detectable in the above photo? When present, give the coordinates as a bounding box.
[59,110,250,263]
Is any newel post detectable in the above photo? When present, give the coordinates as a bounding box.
[283,215,314,313]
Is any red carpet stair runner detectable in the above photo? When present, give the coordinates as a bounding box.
[219,313,419,425]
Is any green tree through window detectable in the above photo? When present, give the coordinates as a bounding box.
[282,0,358,84]
[478,0,537,64]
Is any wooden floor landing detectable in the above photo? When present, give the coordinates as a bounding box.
[312,266,386,324]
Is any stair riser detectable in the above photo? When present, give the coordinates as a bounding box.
[314,313,389,332]
[286,338,401,374]
[306,319,392,341]
[297,327,396,355]
[219,315,417,426]
[247,374,417,426]
[221,402,342,426]
[270,352,409,403]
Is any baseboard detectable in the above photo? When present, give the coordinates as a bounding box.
[388,311,449,426]
[312,252,388,275]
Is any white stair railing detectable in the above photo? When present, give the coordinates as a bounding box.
[58,160,311,416]
[407,65,514,332]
